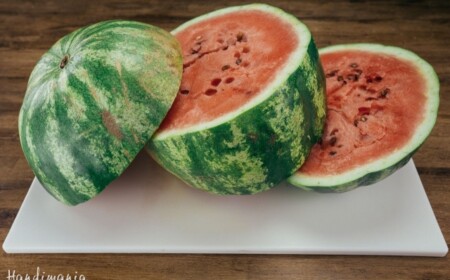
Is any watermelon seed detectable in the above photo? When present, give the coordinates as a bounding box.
[366,77,373,83]
[211,78,222,87]
[180,89,189,95]
[243,46,250,53]
[337,75,344,82]
[196,35,203,40]
[236,32,247,42]
[234,52,241,58]
[225,77,234,84]
[365,97,377,101]
[221,65,230,71]
[242,61,250,67]
[329,151,337,156]
[217,38,224,44]
[236,58,242,65]
[347,74,359,81]
[379,88,390,98]
[326,70,339,78]
[360,116,367,122]
[354,120,359,127]
[329,137,337,146]
[205,89,217,96]
[330,128,338,136]
[374,75,383,82]
[338,144,343,148]
[350,63,358,68]
[59,55,69,69]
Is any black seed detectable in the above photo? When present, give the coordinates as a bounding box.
[347,74,359,81]
[236,58,242,65]
[330,128,338,136]
[236,32,245,42]
[379,87,390,98]
[354,119,359,126]
[180,89,189,95]
[211,78,222,87]
[329,137,337,146]
[329,151,337,156]
[375,75,383,82]
[225,77,234,84]
[205,89,217,96]
[326,69,339,78]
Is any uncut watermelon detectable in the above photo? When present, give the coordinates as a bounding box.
[288,43,439,192]
[19,20,183,205]
[147,4,326,194]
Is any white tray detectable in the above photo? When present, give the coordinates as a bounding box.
[3,152,448,256]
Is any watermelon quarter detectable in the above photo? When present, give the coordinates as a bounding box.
[19,20,183,205]
[147,4,326,194]
[288,44,440,192]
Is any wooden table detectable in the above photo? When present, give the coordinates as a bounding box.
[1,0,449,279]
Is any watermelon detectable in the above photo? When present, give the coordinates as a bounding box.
[147,4,326,194]
[288,43,439,192]
[19,20,183,205]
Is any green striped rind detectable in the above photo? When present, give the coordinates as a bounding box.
[19,20,182,205]
[288,43,440,192]
[147,4,326,194]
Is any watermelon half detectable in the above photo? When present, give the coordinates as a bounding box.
[19,20,183,205]
[147,4,326,194]
[288,43,439,192]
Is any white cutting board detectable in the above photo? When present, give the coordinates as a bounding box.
[3,152,448,256]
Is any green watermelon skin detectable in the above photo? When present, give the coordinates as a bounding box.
[19,20,182,205]
[297,153,413,193]
[148,37,326,195]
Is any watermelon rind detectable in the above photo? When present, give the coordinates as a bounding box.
[147,4,326,194]
[288,43,440,192]
[19,20,183,205]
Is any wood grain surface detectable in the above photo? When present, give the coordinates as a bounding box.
[1,0,449,279]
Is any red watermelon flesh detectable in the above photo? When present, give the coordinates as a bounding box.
[158,9,298,131]
[299,50,427,176]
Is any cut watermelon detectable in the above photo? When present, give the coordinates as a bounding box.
[147,4,326,194]
[288,43,439,192]
[19,20,183,205]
